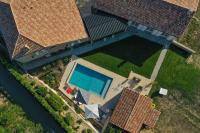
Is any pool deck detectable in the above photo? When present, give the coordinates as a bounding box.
[59,56,152,113]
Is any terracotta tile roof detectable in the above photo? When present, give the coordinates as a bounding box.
[110,88,161,133]
[144,109,161,128]
[10,0,88,47]
[0,0,88,59]
[0,1,43,59]
[110,89,139,129]
[94,0,199,37]
[164,0,199,11]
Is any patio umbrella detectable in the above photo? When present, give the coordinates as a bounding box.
[85,104,99,119]
[75,89,90,104]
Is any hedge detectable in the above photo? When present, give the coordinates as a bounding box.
[35,86,48,97]
[64,113,75,126]
[46,92,64,112]
[0,58,74,133]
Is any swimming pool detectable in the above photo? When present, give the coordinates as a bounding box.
[68,64,112,97]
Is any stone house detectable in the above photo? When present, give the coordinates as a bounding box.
[0,0,199,69]
[0,0,88,64]
[110,88,161,133]
[94,0,199,44]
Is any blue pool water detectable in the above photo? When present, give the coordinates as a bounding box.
[68,64,112,97]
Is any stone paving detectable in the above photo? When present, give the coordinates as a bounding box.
[150,48,168,81]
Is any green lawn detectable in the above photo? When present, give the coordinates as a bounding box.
[152,46,200,100]
[82,37,162,78]
[150,48,200,133]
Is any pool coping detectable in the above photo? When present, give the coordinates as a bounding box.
[66,63,113,98]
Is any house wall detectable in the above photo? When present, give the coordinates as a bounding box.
[20,31,135,71]
[15,38,88,63]
[15,49,48,63]
[127,23,174,46]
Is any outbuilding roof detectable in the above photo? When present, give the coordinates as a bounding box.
[110,88,161,133]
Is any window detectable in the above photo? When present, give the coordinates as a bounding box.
[77,40,81,43]
[152,30,162,36]
[70,42,75,47]
[137,24,147,31]
[41,49,46,53]
[167,36,175,41]
[35,51,39,56]
[20,45,30,55]
[128,21,133,26]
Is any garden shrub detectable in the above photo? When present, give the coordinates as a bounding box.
[75,105,82,114]
[87,128,92,133]
[82,128,93,133]
[35,86,48,97]
[42,64,52,71]
[82,129,87,133]
[63,105,69,111]
[74,125,80,131]
[106,125,122,133]
[77,119,83,124]
[46,92,64,112]
[30,80,36,86]
[64,113,74,126]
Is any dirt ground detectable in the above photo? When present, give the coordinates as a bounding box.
[144,90,200,133]
[0,95,5,106]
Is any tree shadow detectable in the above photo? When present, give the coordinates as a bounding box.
[151,90,160,99]
[82,36,162,67]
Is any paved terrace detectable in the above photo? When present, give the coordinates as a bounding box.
[59,56,152,113]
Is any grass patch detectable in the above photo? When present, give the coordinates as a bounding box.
[0,89,44,133]
[82,37,162,78]
[151,46,200,100]
[149,47,200,133]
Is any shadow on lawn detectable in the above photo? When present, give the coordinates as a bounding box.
[170,45,191,59]
[82,36,162,67]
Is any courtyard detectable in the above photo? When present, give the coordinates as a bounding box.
[82,36,162,78]
[58,56,152,113]
[31,36,162,90]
